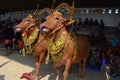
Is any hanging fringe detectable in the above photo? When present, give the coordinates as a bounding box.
[105,72,110,80]
[22,48,26,56]
[45,53,50,64]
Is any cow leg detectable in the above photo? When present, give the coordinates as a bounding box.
[33,56,39,79]
[33,52,46,79]
[81,59,87,78]
[55,68,60,80]
[63,59,72,80]
[78,62,82,76]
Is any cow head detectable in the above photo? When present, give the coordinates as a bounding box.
[16,15,37,32]
[40,11,67,35]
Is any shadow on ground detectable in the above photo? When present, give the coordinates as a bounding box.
[0,43,120,80]
[0,75,5,80]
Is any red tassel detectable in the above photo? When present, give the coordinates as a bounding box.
[45,35,49,39]
[22,31,27,36]
[20,73,34,80]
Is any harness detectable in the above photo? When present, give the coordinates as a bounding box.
[22,26,44,56]
[46,31,70,64]
[45,27,77,66]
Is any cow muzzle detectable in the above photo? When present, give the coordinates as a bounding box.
[16,27,22,32]
[39,25,49,34]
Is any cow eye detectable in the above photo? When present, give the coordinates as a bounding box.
[55,17,59,20]
[26,20,30,21]
[26,20,30,23]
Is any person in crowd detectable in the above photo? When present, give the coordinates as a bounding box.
[111,38,119,48]
[118,22,120,30]
[94,19,99,27]
[15,32,23,54]
[83,18,89,27]
[89,18,94,26]
[78,18,82,26]
[118,22,120,26]
[107,53,120,77]
[3,25,14,56]
[89,48,101,68]
[99,19,105,29]
[0,27,3,42]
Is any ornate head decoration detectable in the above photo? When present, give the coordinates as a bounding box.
[27,14,33,20]
[53,11,62,16]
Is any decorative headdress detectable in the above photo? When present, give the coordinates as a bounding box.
[53,11,62,16]
[28,14,33,20]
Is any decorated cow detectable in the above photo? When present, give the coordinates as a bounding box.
[40,11,90,80]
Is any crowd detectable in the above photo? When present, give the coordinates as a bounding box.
[87,32,120,77]
[77,18,105,29]
[0,18,22,56]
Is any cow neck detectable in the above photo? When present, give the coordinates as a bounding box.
[24,23,36,35]
[49,24,64,36]
[45,27,69,64]
[27,26,36,36]
[53,27,66,42]
[22,25,41,54]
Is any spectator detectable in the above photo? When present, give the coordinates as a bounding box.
[83,18,89,26]
[94,19,99,26]
[89,18,94,26]
[99,19,105,29]
[0,26,3,42]
[78,18,82,26]
[15,32,23,51]
[111,38,119,48]
[118,22,120,26]
[3,25,14,56]
[118,22,120,30]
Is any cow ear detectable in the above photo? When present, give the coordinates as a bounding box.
[62,18,67,22]
[46,16,49,20]
[62,17,67,22]
[46,15,51,20]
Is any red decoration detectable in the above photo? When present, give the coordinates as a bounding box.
[45,35,49,39]
[20,73,34,80]
[22,31,27,36]
[4,39,12,44]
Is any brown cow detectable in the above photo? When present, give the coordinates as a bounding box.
[40,12,90,80]
[16,15,47,80]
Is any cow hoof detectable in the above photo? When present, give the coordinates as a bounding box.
[78,74,85,78]
[81,75,85,78]
[78,74,81,77]
[34,77,40,80]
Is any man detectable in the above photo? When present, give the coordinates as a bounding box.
[4,25,14,56]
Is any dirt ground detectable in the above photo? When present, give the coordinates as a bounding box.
[0,44,120,80]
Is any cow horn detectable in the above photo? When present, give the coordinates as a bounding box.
[33,4,40,18]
